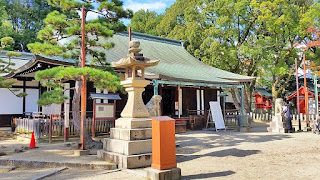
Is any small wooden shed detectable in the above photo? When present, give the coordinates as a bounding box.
[253,88,272,109]
[286,87,317,115]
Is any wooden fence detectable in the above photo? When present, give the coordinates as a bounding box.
[14,117,113,139]
[251,112,319,122]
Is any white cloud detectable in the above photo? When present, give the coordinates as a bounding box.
[124,0,167,12]
[77,11,100,20]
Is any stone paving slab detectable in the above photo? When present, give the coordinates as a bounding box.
[0,165,15,173]
[0,142,117,170]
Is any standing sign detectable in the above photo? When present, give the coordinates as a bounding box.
[309,99,316,115]
[209,101,226,130]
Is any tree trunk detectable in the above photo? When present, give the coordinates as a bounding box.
[271,84,279,115]
[243,85,251,113]
[72,80,92,144]
[230,88,241,110]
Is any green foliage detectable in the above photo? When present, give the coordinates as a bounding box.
[28,0,132,106]
[35,66,122,105]
[0,36,26,97]
[130,10,163,36]
[1,0,59,51]
[37,89,68,106]
[130,0,320,111]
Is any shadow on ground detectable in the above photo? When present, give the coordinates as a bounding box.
[177,148,260,163]
[182,170,235,179]
[176,131,291,155]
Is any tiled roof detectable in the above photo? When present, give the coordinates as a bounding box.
[4,32,255,85]
[0,51,35,76]
[101,32,255,84]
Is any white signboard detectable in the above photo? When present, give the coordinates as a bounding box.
[42,104,61,115]
[95,104,114,118]
[209,101,225,130]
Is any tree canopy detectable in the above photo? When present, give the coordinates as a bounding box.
[27,0,132,141]
[130,0,320,111]
[0,0,58,51]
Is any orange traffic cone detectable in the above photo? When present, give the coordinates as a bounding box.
[29,131,37,149]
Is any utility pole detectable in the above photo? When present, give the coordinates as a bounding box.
[295,58,302,131]
[303,54,310,128]
[314,74,319,119]
[80,5,87,150]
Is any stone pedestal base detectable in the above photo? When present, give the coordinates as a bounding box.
[97,150,151,169]
[147,167,181,180]
[267,115,285,133]
[74,150,90,156]
[98,118,152,169]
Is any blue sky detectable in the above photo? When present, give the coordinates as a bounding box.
[122,0,175,14]
[121,0,175,25]
[83,0,175,25]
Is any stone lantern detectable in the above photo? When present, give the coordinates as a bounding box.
[112,40,159,118]
[98,40,159,169]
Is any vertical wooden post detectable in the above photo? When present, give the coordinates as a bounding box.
[303,54,309,127]
[80,5,87,150]
[129,27,132,41]
[295,58,301,131]
[64,102,70,142]
[113,100,116,127]
[240,85,245,116]
[153,80,159,95]
[178,86,182,118]
[49,115,52,143]
[23,80,26,115]
[314,75,319,118]
[92,99,96,138]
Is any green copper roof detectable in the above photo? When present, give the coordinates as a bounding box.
[6,32,255,85]
[254,88,272,97]
[101,32,254,84]
[0,51,35,77]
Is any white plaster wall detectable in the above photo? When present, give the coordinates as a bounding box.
[0,88,23,114]
[25,89,39,113]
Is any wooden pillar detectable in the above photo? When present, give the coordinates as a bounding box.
[201,89,204,115]
[303,54,309,127]
[240,85,245,116]
[80,5,86,150]
[92,99,96,138]
[295,58,301,131]
[23,80,26,115]
[178,86,182,118]
[196,89,200,115]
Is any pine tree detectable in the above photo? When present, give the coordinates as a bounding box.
[28,0,132,143]
[0,37,27,97]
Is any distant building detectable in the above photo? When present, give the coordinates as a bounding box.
[286,87,318,115]
[253,88,272,110]
[0,32,254,126]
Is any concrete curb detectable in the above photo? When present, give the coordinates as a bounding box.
[0,159,117,170]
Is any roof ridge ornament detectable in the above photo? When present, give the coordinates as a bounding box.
[128,40,145,61]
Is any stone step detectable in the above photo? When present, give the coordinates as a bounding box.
[0,165,15,173]
[115,118,152,129]
[0,159,116,170]
[102,138,152,155]
[110,128,152,141]
[97,150,152,169]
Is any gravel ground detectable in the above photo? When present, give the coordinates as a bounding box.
[1,122,320,179]
[176,129,320,179]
